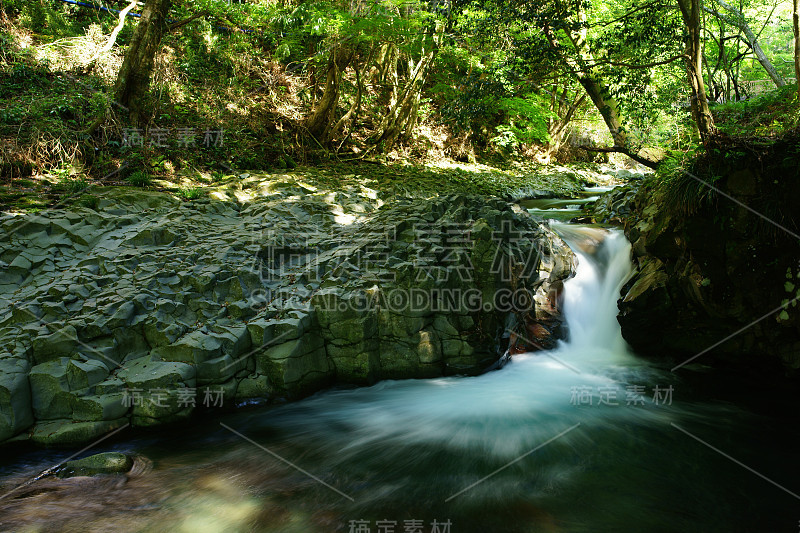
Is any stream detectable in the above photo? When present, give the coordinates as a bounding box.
[0,216,799,532]
[519,187,615,222]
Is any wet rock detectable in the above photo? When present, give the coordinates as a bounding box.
[72,393,128,421]
[66,358,110,390]
[29,359,75,420]
[617,165,800,372]
[589,182,640,224]
[30,418,128,446]
[117,357,196,390]
[0,358,33,441]
[31,325,79,364]
[56,452,134,478]
[256,336,332,398]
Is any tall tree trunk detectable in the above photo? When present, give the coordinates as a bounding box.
[330,60,364,142]
[704,0,786,88]
[114,0,172,126]
[545,87,585,161]
[794,0,800,97]
[371,53,430,152]
[678,0,716,143]
[305,48,353,142]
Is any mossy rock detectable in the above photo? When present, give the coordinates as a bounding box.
[56,452,133,478]
[30,418,127,446]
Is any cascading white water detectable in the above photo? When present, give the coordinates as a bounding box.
[552,223,634,359]
[10,224,737,533]
[236,225,660,463]
[7,226,783,533]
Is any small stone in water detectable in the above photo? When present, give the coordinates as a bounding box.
[56,452,134,478]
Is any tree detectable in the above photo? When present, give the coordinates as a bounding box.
[305,45,355,141]
[114,0,172,125]
[677,0,716,142]
[794,0,800,97]
[470,0,672,167]
[369,18,445,153]
[703,0,786,88]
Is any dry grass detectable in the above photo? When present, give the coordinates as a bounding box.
[33,23,123,81]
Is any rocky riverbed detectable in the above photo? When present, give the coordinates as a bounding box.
[0,176,575,446]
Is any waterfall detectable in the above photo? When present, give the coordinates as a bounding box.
[551,223,634,358]
[230,224,652,461]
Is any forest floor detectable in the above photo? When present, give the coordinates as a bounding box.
[0,11,626,214]
[0,159,626,214]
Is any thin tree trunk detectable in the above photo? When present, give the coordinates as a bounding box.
[704,0,786,87]
[330,60,363,140]
[370,24,442,153]
[544,1,664,167]
[678,0,716,143]
[371,54,429,152]
[546,90,586,158]
[549,92,586,140]
[114,0,172,126]
[794,0,800,97]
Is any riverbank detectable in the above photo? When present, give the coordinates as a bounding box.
[3,164,622,446]
[2,222,798,533]
[0,159,629,214]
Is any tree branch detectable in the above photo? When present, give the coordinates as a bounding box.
[168,10,210,32]
[586,53,689,70]
[589,0,669,28]
[578,145,663,169]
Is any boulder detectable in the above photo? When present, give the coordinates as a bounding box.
[56,452,133,478]
[616,161,800,372]
[0,358,33,441]
[29,359,75,420]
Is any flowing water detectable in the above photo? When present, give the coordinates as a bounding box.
[1,225,799,532]
[520,187,614,222]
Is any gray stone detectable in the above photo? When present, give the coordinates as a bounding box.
[132,388,193,426]
[0,358,34,441]
[29,359,74,420]
[235,374,271,400]
[117,357,196,389]
[72,393,128,421]
[32,325,78,364]
[66,358,110,390]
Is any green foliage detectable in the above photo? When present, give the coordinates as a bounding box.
[77,194,99,209]
[653,149,721,216]
[2,0,798,198]
[61,177,90,195]
[18,0,76,36]
[176,187,205,200]
[441,70,554,153]
[0,105,26,125]
[493,96,553,147]
[125,171,152,188]
[713,85,800,137]
[282,154,297,169]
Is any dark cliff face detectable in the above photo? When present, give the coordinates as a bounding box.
[611,139,800,375]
